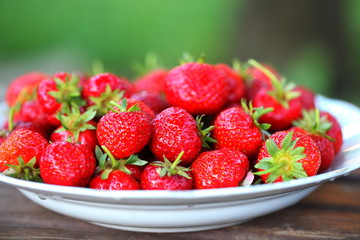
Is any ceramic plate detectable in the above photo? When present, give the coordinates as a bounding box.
[0,96,360,233]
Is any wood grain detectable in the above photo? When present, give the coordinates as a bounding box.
[0,170,359,240]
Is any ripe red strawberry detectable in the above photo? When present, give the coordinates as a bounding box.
[134,69,168,94]
[213,101,273,159]
[96,100,152,159]
[131,90,169,114]
[249,60,302,131]
[89,145,146,190]
[320,111,343,154]
[6,72,49,107]
[294,85,316,110]
[164,62,229,115]
[191,148,249,189]
[50,106,98,152]
[245,62,281,100]
[124,97,156,121]
[40,141,96,187]
[82,73,133,116]
[149,107,211,166]
[254,130,321,183]
[216,63,246,105]
[0,128,49,172]
[140,152,193,190]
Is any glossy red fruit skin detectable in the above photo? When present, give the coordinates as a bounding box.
[82,73,133,105]
[96,111,151,159]
[320,112,343,155]
[294,85,316,110]
[246,63,280,100]
[216,64,246,105]
[164,62,229,115]
[6,72,49,106]
[191,148,249,189]
[291,127,335,173]
[125,97,156,121]
[37,78,62,114]
[50,127,98,152]
[257,131,321,183]
[140,164,193,190]
[131,90,169,114]
[134,69,168,94]
[0,128,49,172]
[40,141,96,187]
[150,107,202,166]
[253,88,302,131]
[213,107,263,159]
[89,170,141,190]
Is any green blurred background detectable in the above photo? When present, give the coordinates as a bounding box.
[0,0,359,105]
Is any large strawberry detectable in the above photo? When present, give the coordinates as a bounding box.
[6,72,49,107]
[0,128,49,172]
[254,130,321,183]
[40,141,96,187]
[89,146,146,190]
[149,107,212,166]
[82,73,133,117]
[213,100,273,159]
[249,60,303,131]
[140,151,193,190]
[164,61,229,115]
[96,100,152,159]
[191,148,249,189]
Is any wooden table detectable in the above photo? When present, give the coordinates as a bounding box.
[1,169,359,240]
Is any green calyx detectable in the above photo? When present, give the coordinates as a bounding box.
[48,73,86,109]
[55,103,97,142]
[196,115,217,149]
[95,145,147,180]
[241,99,273,135]
[4,157,42,182]
[254,131,308,183]
[108,99,141,114]
[179,52,206,65]
[152,151,191,179]
[88,85,124,117]
[247,59,300,108]
[293,109,334,141]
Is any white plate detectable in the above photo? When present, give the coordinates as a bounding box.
[0,96,360,233]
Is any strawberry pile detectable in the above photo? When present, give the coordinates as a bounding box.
[0,56,343,190]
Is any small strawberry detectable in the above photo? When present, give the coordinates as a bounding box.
[82,73,133,117]
[96,100,152,159]
[213,100,273,159]
[249,59,302,131]
[89,145,146,190]
[164,59,229,115]
[0,128,49,172]
[149,107,213,166]
[40,141,96,187]
[131,90,169,114]
[254,130,321,183]
[191,148,249,189]
[320,111,343,155]
[6,72,49,107]
[293,85,316,110]
[50,104,98,152]
[140,151,193,190]
[216,62,246,105]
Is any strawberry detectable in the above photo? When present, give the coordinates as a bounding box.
[50,105,98,152]
[89,146,146,190]
[149,107,212,166]
[124,97,156,121]
[213,100,273,159]
[131,90,169,114]
[96,100,152,159]
[40,141,96,187]
[191,148,249,189]
[216,62,246,105]
[254,130,321,183]
[0,128,49,172]
[140,151,193,190]
[82,73,133,116]
[133,69,168,94]
[320,111,343,154]
[164,61,229,115]
[249,60,302,131]
[294,85,316,110]
[6,72,49,107]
